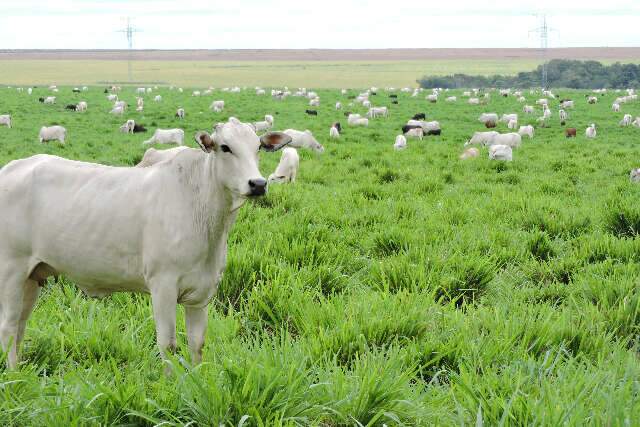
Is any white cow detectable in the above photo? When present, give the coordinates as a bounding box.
[523,105,535,114]
[335,102,342,110]
[489,144,512,161]
[559,109,568,121]
[493,133,522,148]
[0,114,11,128]
[110,106,125,115]
[76,101,88,112]
[44,96,56,104]
[507,119,518,130]
[136,147,191,167]
[587,96,598,104]
[394,135,407,150]
[39,125,66,143]
[561,100,574,109]
[192,90,201,97]
[120,119,135,134]
[143,129,185,146]
[634,117,640,128]
[154,95,162,102]
[268,147,299,184]
[176,108,185,119]
[367,107,388,118]
[630,168,640,183]
[0,118,291,370]
[405,127,424,140]
[329,126,340,139]
[446,96,457,102]
[459,147,479,159]
[479,113,499,124]
[107,94,118,102]
[585,124,597,138]
[27,88,33,95]
[468,97,480,105]
[309,98,320,107]
[518,125,534,139]
[501,113,518,123]
[136,87,146,95]
[466,131,499,146]
[620,114,633,127]
[211,101,225,113]
[282,129,324,153]
[612,103,621,112]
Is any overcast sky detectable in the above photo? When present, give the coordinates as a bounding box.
[0,0,638,49]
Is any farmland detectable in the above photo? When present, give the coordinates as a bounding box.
[1,85,640,425]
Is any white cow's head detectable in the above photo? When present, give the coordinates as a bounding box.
[194,118,291,198]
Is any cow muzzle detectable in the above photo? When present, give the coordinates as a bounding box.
[248,178,267,196]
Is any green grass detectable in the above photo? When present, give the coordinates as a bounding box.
[1,85,640,425]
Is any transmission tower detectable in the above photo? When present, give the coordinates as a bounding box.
[529,14,555,89]
[117,18,142,82]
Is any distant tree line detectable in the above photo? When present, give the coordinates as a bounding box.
[417,59,640,89]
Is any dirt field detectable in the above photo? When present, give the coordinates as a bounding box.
[1,48,638,87]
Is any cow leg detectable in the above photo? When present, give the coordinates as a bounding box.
[185,305,208,365]
[16,280,40,352]
[0,269,28,369]
[150,286,178,374]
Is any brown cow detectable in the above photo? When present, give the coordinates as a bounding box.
[485,120,497,128]
[565,128,577,138]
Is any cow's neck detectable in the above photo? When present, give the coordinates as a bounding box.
[199,155,245,251]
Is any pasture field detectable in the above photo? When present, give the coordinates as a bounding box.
[0,59,555,88]
[1,85,640,425]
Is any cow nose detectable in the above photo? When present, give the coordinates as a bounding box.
[248,178,267,196]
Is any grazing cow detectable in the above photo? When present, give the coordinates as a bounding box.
[394,135,407,150]
[412,113,426,120]
[468,98,480,105]
[402,124,421,134]
[489,144,513,161]
[587,96,598,104]
[0,114,11,128]
[154,95,162,102]
[620,114,633,127]
[39,125,66,143]
[43,96,56,104]
[330,126,340,139]
[253,120,272,132]
[492,133,522,148]
[283,129,325,153]
[426,94,438,103]
[27,88,32,95]
[72,88,81,93]
[0,118,291,370]
[612,103,621,112]
[368,107,388,118]
[560,100,574,109]
[465,131,499,146]
[479,113,498,124]
[332,122,342,133]
[335,102,342,110]
[107,94,118,102]
[523,105,535,114]
[210,100,224,112]
[585,124,597,138]
[633,117,640,127]
[405,127,424,140]
[65,104,77,111]
[110,106,125,115]
[518,125,534,139]
[389,94,398,99]
[305,109,318,116]
[446,96,457,102]
[630,168,640,183]
[507,119,518,130]
[565,128,577,138]
[268,147,299,184]
[133,123,147,133]
[500,113,518,123]
[76,101,88,112]
[143,129,185,146]
[309,98,320,107]
[459,147,479,160]
[120,119,135,134]
[176,108,185,119]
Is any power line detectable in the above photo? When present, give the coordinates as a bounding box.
[529,14,557,89]
[116,17,142,82]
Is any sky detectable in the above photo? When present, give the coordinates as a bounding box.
[0,0,638,49]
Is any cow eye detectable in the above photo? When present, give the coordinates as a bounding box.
[221,144,232,153]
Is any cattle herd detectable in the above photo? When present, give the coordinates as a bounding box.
[1,82,640,370]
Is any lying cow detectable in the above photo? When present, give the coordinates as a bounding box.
[489,144,512,161]
[0,117,291,370]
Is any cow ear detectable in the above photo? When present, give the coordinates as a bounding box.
[260,131,292,152]
[194,131,217,153]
